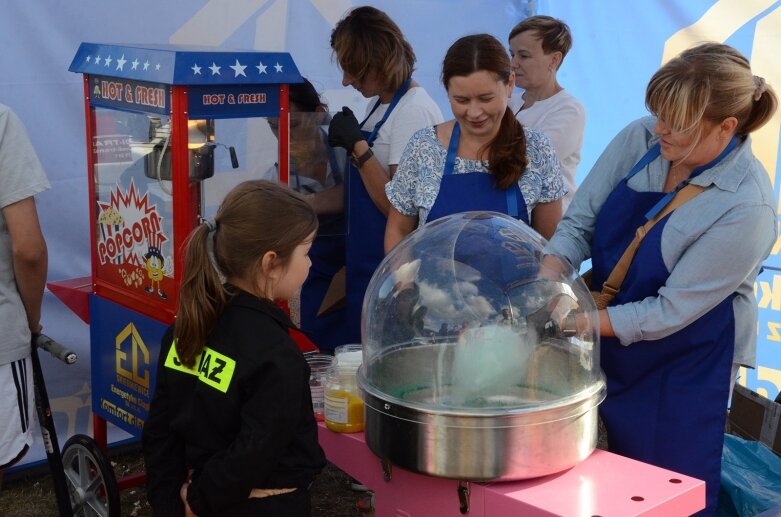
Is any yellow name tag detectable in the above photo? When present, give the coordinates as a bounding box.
[164,341,236,393]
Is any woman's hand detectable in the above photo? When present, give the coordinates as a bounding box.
[328,107,364,153]
[180,482,198,517]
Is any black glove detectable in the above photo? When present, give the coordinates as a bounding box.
[328,107,364,152]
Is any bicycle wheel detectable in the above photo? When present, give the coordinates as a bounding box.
[61,434,120,517]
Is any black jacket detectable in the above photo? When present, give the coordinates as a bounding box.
[142,290,326,516]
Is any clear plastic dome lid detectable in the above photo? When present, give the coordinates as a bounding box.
[360,212,602,415]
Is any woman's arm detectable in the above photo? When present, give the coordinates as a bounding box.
[383,127,438,253]
[524,129,564,240]
[545,118,652,266]
[607,201,775,345]
[385,207,418,254]
[351,139,392,216]
[598,309,615,337]
[531,198,562,240]
[306,185,343,215]
[328,107,393,216]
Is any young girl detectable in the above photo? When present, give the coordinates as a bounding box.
[143,180,326,516]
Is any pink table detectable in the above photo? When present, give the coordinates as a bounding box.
[318,424,705,516]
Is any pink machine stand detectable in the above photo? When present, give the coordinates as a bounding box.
[318,424,705,516]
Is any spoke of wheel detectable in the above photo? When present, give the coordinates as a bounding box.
[85,493,109,517]
[78,448,92,486]
[85,474,104,494]
[64,463,81,490]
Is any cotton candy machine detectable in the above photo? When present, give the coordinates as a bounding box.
[358,212,605,481]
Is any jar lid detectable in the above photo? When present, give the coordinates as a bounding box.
[335,350,362,366]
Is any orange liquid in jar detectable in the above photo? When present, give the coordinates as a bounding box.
[324,389,365,433]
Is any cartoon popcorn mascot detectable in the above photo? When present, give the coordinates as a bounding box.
[144,233,167,299]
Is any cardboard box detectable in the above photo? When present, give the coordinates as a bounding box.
[728,384,781,456]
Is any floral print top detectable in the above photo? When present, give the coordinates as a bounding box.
[385,125,565,225]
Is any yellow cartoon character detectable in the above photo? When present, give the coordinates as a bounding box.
[144,245,167,299]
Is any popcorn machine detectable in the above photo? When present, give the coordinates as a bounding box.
[51,42,308,461]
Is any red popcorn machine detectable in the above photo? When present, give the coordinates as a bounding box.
[65,42,306,322]
[47,42,319,513]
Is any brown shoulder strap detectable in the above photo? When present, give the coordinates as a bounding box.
[592,184,706,309]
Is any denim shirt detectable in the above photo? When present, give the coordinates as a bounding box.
[546,116,777,367]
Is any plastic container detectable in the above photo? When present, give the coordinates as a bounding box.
[359,211,605,480]
[324,348,365,433]
[334,344,363,369]
[305,354,335,422]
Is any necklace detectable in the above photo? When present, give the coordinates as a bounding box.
[668,163,691,186]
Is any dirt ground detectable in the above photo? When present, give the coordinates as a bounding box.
[0,449,367,517]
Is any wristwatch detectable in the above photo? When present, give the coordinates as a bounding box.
[351,147,374,168]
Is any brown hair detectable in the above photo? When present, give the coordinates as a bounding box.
[173,180,317,367]
[442,34,527,190]
[646,42,777,141]
[289,77,327,113]
[330,6,415,93]
[509,15,573,68]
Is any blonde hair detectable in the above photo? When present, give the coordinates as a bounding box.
[646,42,777,141]
[174,180,317,367]
[330,6,415,93]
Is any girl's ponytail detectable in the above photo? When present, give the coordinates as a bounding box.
[174,223,227,368]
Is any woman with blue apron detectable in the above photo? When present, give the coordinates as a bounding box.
[591,139,739,514]
[293,131,347,351]
[546,43,779,515]
[384,34,565,254]
[328,80,413,345]
[329,7,445,351]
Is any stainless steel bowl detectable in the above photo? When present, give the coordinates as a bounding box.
[358,339,605,481]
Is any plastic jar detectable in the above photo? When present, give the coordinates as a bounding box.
[324,353,365,433]
[334,344,363,369]
[305,354,335,422]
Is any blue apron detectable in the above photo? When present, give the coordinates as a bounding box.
[297,138,346,351]
[428,123,535,304]
[591,139,737,516]
[344,79,412,344]
[427,122,528,223]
